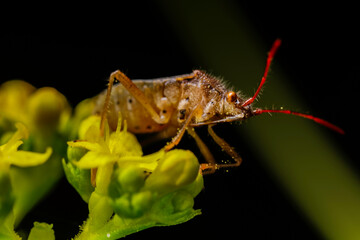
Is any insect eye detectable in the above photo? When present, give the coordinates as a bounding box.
[226,91,237,102]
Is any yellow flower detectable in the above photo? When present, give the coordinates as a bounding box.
[67,116,161,170]
[0,123,52,171]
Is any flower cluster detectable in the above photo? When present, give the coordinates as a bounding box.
[64,115,203,240]
[1,80,204,239]
[0,80,70,239]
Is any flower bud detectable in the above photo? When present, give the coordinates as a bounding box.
[67,145,88,162]
[68,98,95,140]
[144,150,200,194]
[88,191,113,226]
[112,191,152,218]
[27,87,70,132]
[78,115,101,141]
[118,166,147,193]
[0,80,35,122]
[28,222,55,240]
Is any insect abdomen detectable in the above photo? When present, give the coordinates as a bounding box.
[93,78,180,133]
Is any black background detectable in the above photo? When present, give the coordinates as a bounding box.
[1,1,358,239]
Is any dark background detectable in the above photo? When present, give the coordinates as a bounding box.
[1,1,358,239]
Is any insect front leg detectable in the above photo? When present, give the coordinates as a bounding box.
[207,124,242,170]
[186,127,217,174]
[164,104,200,152]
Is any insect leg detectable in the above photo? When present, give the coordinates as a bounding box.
[96,70,170,187]
[186,127,217,174]
[100,71,118,137]
[109,70,168,124]
[164,104,200,152]
[95,72,119,186]
[175,70,200,81]
[176,74,195,81]
[207,124,242,170]
[91,168,97,187]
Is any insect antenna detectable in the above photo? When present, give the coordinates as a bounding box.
[240,39,344,134]
[253,109,345,134]
[241,39,282,107]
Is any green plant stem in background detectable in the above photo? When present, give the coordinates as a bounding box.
[156,1,360,239]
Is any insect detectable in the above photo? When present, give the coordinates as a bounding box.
[93,39,344,174]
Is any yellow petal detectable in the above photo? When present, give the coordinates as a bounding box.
[14,122,29,139]
[67,140,107,153]
[116,149,165,171]
[73,151,116,169]
[1,123,29,153]
[2,140,23,153]
[8,147,52,167]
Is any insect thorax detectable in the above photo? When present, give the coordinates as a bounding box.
[176,76,248,125]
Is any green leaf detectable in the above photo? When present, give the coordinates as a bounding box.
[149,191,200,225]
[62,159,94,203]
[0,212,21,240]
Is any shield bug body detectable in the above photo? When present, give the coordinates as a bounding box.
[93,39,344,174]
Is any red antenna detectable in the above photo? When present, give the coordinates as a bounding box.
[253,109,344,134]
[243,39,344,134]
[241,39,282,108]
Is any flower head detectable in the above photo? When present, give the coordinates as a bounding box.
[65,115,204,239]
[67,116,143,169]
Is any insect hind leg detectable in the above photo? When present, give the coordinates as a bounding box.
[107,70,168,124]
[95,70,171,187]
[99,71,119,136]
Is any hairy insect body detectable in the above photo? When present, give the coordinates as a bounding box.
[93,71,252,137]
[90,40,343,178]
